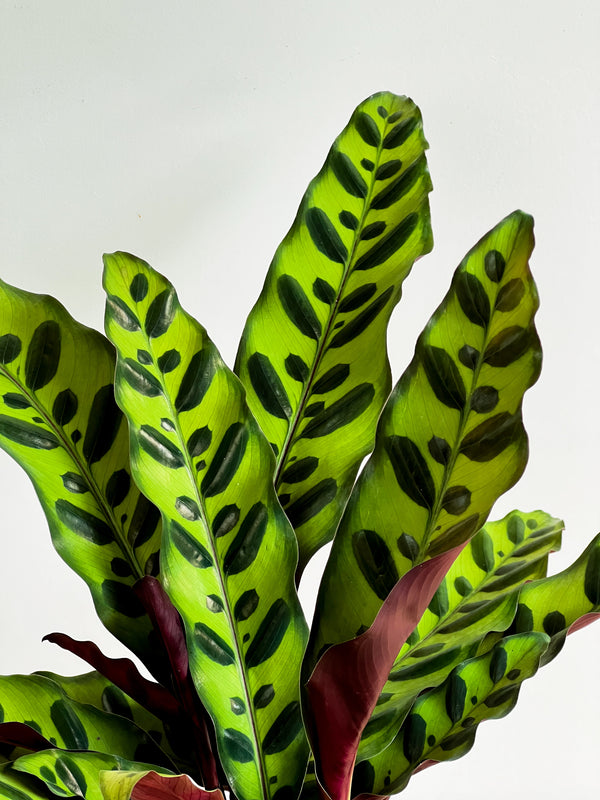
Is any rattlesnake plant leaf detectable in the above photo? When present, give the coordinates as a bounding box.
[358,509,563,760]
[509,531,600,664]
[34,671,191,777]
[308,210,541,670]
[235,91,433,574]
[0,763,53,800]
[13,751,172,800]
[103,253,309,800]
[304,547,462,800]
[0,674,171,768]
[100,769,225,800]
[0,279,162,668]
[351,632,549,798]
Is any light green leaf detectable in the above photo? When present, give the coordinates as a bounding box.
[309,211,541,669]
[0,763,53,800]
[34,671,185,772]
[510,531,600,664]
[235,92,433,573]
[0,674,170,767]
[103,253,309,800]
[13,751,172,800]
[0,279,161,667]
[352,632,549,797]
[357,510,562,759]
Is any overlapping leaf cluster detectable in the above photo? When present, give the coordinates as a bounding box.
[0,91,597,800]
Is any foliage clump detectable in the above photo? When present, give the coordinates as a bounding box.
[0,92,597,800]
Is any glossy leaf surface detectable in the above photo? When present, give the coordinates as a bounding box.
[358,509,562,759]
[0,674,170,767]
[14,751,172,800]
[33,671,188,775]
[352,633,549,797]
[235,92,433,573]
[0,279,161,667]
[309,211,541,668]
[103,253,309,800]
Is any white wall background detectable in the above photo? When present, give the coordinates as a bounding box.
[1,2,599,797]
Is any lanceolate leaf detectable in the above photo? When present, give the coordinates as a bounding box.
[356,510,563,760]
[0,674,170,767]
[351,633,549,798]
[309,211,541,668]
[304,546,462,800]
[0,279,162,668]
[103,253,309,800]
[509,532,600,664]
[235,92,433,573]
[13,751,173,800]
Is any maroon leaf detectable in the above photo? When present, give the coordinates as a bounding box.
[131,771,226,800]
[135,576,189,683]
[304,546,463,800]
[0,721,55,751]
[135,577,221,790]
[43,631,180,719]
[568,612,600,635]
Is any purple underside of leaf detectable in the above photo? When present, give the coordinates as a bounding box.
[135,576,221,791]
[130,771,226,800]
[135,576,189,683]
[304,545,464,800]
[43,631,180,719]
[0,721,55,752]
[568,612,600,635]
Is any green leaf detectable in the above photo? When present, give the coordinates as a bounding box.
[0,674,170,767]
[103,253,309,800]
[13,751,172,800]
[357,510,562,760]
[34,670,186,773]
[235,92,433,573]
[0,764,53,800]
[309,211,541,670]
[0,279,161,668]
[510,532,600,664]
[351,633,549,797]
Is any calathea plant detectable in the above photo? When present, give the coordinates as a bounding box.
[0,91,598,800]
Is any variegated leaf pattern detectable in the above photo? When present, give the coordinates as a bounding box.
[357,510,563,760]
[34,671,187,772]
[235,91,433,574]
[103,253,309,800]
[509,532,600,665]
[0,279,161,667]
[0,763,53,800]
[0,674,170,768]
[13,750,172,800]
[351,632,549,797]
[308,211,541,669]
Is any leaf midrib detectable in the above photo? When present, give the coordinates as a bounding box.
[133,321,270,800]
[273,112,419,490]
[420,236,524,556]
